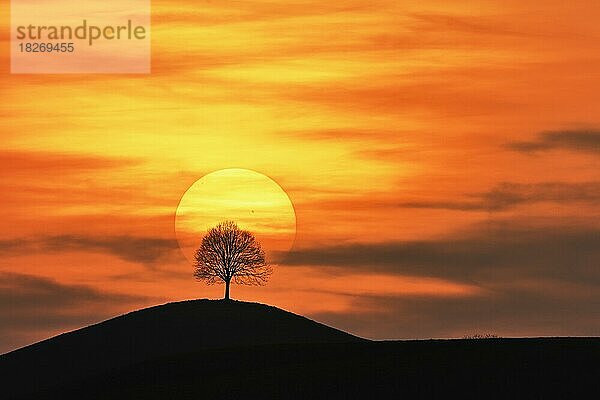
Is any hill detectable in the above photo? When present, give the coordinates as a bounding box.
[0,299,360,399]
[1,300,598,399]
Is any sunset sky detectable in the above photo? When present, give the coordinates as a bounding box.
[1,0,600,353]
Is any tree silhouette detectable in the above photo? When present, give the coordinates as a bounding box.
[193,221,272,300]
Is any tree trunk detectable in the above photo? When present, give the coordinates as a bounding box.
[224,280,230,300]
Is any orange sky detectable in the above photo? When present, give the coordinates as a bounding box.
[1,0,600,353]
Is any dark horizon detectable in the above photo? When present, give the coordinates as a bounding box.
[2,299,598,399]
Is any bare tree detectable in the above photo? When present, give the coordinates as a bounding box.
[193,221,272,300]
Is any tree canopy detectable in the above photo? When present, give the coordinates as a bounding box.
[194,221,272,299]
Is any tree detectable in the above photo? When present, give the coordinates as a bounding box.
[193,221,272,300]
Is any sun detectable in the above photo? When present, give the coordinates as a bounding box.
[175,168,297,264]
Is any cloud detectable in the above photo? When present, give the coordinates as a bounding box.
[0,150,138,177]
[286,128,401,142]
[310,283,600,339]
[284,222,600,284]
[292,220,600,339]
[152,0,385,26]
[285,79,517,117]
[290,216,600,339]
[508,129,600,154]
[0,235,180,266]
[400,181,600,211]
[0,151,143,212]
[292,181,600,215]
[0,273,154,354]
[408,13,535,38]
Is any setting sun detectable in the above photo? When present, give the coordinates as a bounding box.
[175,168,296,263]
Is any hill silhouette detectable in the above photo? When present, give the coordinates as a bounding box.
[0,299,358,398]
[1,300,598,399]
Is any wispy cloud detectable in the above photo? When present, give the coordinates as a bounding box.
[284,222,600,284]
[408,13,532,38]
[0,273,155,354]
[400,182,600,211]
[0,150,138,176]
[0,235,180,266]
[296,220,600,339]
[508,130,600,154]
[310,283,600,339]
